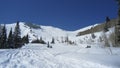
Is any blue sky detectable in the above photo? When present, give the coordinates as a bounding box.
[0,0,118,31]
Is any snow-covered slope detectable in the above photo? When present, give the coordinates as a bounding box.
[74,24,99,33]
[5,22,78,43]
[0,43,120,68]
[0,22,120,68]
[4,22,115,47]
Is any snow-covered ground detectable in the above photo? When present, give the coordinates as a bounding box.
[0,43,120,68]
[5,22,100,44]
[0,22,120,68]
[4,22,114,46]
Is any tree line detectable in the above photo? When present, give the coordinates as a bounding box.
[0,21,29,49]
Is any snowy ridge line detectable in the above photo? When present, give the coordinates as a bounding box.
[3,22,110,47]
[0,22,119,68]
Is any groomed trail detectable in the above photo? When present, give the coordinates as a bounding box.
[0,44,120,68]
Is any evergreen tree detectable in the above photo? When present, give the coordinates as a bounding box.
[91,33,96,39]
[0,36,1,48]
[22,34,29,44]
[25,34,29,44]
[47,41,52,48]
[0,24,2,35]
[22,36,25,44]
[115,0,120,46]
[14,21,22,48]
[0,25,7,48]
[0,25,2,48]
[117,0,120,25]
[7,28,14,48]
[65,36,69,43]
[47,42,50,48]
[106,16,110,22]
[39,37,46,44]
[104,16,110,32]
[51,37,55,44]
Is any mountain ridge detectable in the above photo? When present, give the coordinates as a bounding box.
[0,21,115,47]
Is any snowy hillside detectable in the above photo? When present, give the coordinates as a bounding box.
[4,22,115,47]
[0,22,120,68]
[4,22,102,45]
[5,22,75,42]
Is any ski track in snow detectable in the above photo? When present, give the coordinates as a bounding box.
[0,44,119,68]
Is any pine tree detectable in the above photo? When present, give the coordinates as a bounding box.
[22,34,29,44]
[0,25,7,49]
[115,0,120,46]
[106,16,110,22]
[51,37,55,44]
[14,21,22,48]
[91,33,96,39]
[0,24,2,35]
[25,34,29,44]
[47,41,52,48]
[104,16,110,32]
[7,28,14,48]
[65,36,69,43]
[47,42,50,48]
[39,37,46,44]
[22,36,25,44]
[0,25,2,48]
[0,36,1,48]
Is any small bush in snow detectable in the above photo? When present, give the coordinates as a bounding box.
[47,42,52,48]
[51,37,55,44]
[31,39,41,43]
[86,46,91,48]
[91,33,96,39]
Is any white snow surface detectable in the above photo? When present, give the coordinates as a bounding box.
[0,43,120,68]
[0,22,120,68]
[5,22,100,44]
[5,22,76,42]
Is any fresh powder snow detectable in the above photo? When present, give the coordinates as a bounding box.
[0,22,120,68]
[0,44,120,68]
